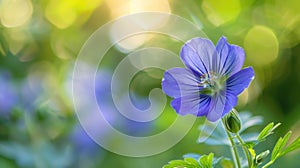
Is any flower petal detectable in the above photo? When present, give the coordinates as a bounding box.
[180,38,216,76]
[162,67,201,98]
[171,94,211,116]
[215,36,245,76]
[226,67,255,95]
[206,92,237,122]
[206,94,226,122]
[222,93,238,116]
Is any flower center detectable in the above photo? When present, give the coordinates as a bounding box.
[199,72,225,96]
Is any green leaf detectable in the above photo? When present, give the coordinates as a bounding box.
[257,122,273,140]
[199,153,214,168]
[163,158,201,168]
[271,131,292,160]
[281,135,300,156]
[165,154,233,168]
[271,137,283,160]
[279,131,292,152]
[257,122,281,141]
[185,158,200,166]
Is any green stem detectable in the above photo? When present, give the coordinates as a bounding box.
[262,160,274,168]
[236,133,252,168]
[223,122,241,168]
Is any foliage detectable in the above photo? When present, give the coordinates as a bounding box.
[165,112,300,168]
[163,153,234,168]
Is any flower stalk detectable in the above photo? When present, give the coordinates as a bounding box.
[262,160,274,168]
[236,133,253,167]
[223,109,253,168]
[223,120,242,168]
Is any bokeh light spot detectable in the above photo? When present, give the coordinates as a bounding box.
[110,20,151,53]
[130,0,170,14]
[201,0,241,26]
[45,0,103,29]
[244,25,279,66]
[0,0,33,28]
[106,0,130,19]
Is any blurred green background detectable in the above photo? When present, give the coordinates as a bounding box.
[0,0,300,167]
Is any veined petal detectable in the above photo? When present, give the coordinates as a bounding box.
[180,38,216,76]
[206,92,238,122]
[206,94,226,122]
[222,93,238,116]
[171,94,211,116]
[226,67,255,95]
[215,36,245,76]
[162,68,201,98]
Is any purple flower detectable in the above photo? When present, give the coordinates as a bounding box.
[162,37,254,121]
[0,71,18,118]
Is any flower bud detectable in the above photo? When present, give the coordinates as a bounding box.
[255,150,270,165]
[223,109,241,133]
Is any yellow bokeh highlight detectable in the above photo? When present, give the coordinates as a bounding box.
[130,0,170,14]
[0,0,33,28]
[45,0,102,29]
[5,29,27,55]
[106,0,171,19]
[201,0,241,26]
[108,0,171,53]
[105,0,130,19]
[244,25,279,66]
[115,34,149,53]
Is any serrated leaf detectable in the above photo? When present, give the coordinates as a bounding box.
[165,155,233,168]
[163,158,201,168]
[281,135,300,156]
[199,153,213,168]
[257,122,281,141]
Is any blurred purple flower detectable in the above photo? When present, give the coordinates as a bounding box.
[0,71,18,117]
[70,124,101,155]
[69,67,152,156]
[162,37,254,121]
[94,70,153,136]
[19,76,44,112]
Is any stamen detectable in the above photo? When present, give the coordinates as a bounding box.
[198,71,224,95]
